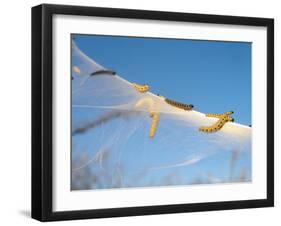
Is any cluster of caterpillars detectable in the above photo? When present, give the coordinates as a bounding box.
[199,111,234,133]
[164,98,194,111]
[131,82,236,136]
[132,83,194,111]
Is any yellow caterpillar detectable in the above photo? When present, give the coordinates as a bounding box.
[132,83,150,93]
[72,66,81,74]
[134,98,160,139]
[165,98,194,111]
[149,112,160,138]
[199,111,234,133]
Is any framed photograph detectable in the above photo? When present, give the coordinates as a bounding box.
[32,4,274,221]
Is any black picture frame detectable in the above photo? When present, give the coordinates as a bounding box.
[32,4,274,222]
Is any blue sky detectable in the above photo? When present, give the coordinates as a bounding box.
[73,34,251,125]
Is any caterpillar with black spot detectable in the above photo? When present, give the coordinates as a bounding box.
[164,98,194,111]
